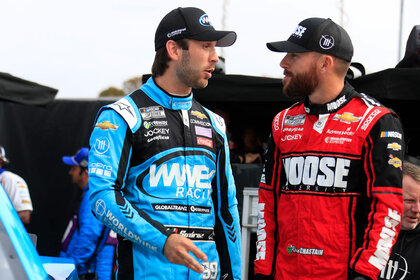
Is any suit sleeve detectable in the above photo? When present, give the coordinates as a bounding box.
[88,108,172,255]
[209,112,242,280]
[350,113,404,279]
[254,131,280,278]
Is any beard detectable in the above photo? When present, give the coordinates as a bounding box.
[175,50,209,89]
[282,63,319,100]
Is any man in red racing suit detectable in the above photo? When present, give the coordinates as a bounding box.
[254,17,404,280]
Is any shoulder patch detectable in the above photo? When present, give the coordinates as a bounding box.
[206,110,226,136]
[357,106,389,131]
[108,97,140,131]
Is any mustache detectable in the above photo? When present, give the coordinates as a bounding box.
[284,70,293,77]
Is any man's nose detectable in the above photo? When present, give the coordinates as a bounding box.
[412,201,420,213]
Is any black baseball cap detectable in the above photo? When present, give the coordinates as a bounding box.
[267,17,353,62]
[154,7,237,51]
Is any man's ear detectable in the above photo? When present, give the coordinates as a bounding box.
[166,40,181,61]
[319,55,334,73]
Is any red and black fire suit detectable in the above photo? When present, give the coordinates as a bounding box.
[254,82,404,280]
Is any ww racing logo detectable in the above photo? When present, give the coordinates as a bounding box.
[147,162,216,200]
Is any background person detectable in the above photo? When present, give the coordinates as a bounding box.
[230,126,264,164]
[88,6,241,280]
[60,148,116,280]
[378,161,420,280]
[254,17,404,280]
[0,145,32,226]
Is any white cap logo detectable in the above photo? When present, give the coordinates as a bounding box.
[319,35,335,49]
[199,14,211,26]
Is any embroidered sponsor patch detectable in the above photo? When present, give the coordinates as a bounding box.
[143,120,168,129]
[333,112,361,124]
[286,244,324,256]
[326,95,346,111]
[197,137,213,148]
[388,154,402,170]
[381,131,402,139]
[284,115,305,126]
[361,109,381,130]
[89,162,112,177]
[195,126,212,138]
[191,111,207,119]
[387,142,402,151]
[152,203,211,214]
[95,121,119,130]
[281,134,302,141]
[94,137,110,155]
[324,137,352,144]
[191,119,211,127]
[139,106,166,120]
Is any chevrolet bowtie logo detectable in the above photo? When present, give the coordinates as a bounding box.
[387,142,402,151]
[95,121,119,130]
[332,112,361,124]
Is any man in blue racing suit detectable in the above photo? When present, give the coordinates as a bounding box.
[88,7,241,280]
[60,148,116,280]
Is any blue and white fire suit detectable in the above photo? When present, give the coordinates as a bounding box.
[88,77,241,280]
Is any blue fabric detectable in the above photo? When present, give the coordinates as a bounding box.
[60,184,115,279]
[88,77,241,279]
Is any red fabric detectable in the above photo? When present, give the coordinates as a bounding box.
[254,93,404,279]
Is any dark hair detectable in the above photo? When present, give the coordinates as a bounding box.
[151,39,189,78]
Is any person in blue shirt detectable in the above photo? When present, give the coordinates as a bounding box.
[60,148,116,280]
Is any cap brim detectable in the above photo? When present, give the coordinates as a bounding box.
[190,30,237,47]
[62,156,77,166]
[267,40,310,53]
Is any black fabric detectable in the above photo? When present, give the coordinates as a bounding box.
[0,72,57,105]
[254,273,274,280]
[396,25,420,68]
[349,68,420,101]
[378,225,420,279]
[349,270,372,280]
[0,99,112,256]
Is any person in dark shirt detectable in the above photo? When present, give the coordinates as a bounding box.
[378,161,420,280]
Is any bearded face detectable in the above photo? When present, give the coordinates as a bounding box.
[282,62,319,100]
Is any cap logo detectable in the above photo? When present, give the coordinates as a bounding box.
[319,35,335,50]
[292,25,307,38]
[167,28,186,38]
[199,14,212,26]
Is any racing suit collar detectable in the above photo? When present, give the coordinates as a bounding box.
[142,77,193,110]
[304,81,356,115]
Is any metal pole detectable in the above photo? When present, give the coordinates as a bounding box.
[220,0,229,58]
[398,0,404,61]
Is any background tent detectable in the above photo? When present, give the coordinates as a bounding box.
[0,72,57,105]
[0,68,419,259]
